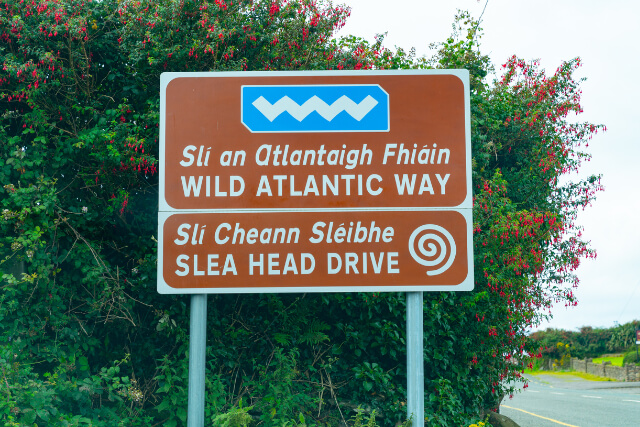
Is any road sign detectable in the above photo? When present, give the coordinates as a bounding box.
[159,209,471,293]
[158,70,473,293]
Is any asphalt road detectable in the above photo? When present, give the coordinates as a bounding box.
[499,374,640,427]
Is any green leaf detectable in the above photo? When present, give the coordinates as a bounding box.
[21,408,36,424]
[36,408,51,421]
[79,356,89,371]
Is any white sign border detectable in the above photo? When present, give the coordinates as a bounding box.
[158,70,473,294]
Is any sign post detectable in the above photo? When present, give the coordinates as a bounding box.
[406,291,425,423]
[159,70,473,426]
[187,294,207,427]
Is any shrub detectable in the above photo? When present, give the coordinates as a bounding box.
[623,350,640,366]
[1,2,602,425]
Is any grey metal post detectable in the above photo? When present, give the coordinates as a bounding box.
[188,294,208,427]
[406,291,424,426]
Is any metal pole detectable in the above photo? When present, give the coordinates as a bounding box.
[406,291,424,426]
[188,294,208,427]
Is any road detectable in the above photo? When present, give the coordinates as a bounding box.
[499,374,640,427]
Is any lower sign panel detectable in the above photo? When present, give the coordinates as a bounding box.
[158,210,473,293]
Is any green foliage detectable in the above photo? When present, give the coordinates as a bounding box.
[1,2,603,426]
[252,348,314,424]
[607,322,639,351]
[211,400,254,427]
[427,11,492,93]
[347,407,384,427]
[420,9,604,421]
[0,343,151,426]
[530,321,639,364]
[622,350,640,367]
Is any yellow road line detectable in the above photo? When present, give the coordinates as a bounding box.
[501,405,579,427]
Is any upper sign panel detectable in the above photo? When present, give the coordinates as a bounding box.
[160,71,470,211]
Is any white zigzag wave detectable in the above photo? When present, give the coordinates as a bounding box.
[251,95,378,122]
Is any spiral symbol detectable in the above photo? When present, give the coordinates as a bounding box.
[408,224,456,276]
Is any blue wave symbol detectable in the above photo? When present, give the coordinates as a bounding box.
[242,85,389,133]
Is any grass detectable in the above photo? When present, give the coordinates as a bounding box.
[591,356,624,367]
[529,371,617,382]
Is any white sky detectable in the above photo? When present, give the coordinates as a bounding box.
[338,0,640,331]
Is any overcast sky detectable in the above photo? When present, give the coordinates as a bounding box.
[338,0,640,331]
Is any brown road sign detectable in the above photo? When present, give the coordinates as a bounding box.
[158,210,472,293]
[159,71,471,211]
[158,70,473,293]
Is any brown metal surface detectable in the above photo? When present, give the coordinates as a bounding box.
[163,74,467,210]
[161,210,468,289]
